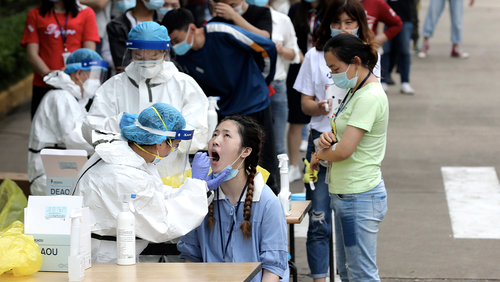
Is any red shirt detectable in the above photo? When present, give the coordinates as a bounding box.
[362,0,402,41]
[21,6,100,87]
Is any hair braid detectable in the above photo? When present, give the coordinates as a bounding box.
[240,164,256,238]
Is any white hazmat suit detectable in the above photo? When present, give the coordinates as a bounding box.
[28,71,94,195]
[73,139,209,263]
[82,61,209,152]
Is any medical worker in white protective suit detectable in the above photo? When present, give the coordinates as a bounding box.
[28,49,108,195]
[82,21,208,156]
[73,102,230,263]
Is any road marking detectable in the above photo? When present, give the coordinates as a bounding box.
[442,167,500,239]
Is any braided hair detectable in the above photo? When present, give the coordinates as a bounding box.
[207,116,265,239]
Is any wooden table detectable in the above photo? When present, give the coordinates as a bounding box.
[0,262,262,282]
[286,200,312,282]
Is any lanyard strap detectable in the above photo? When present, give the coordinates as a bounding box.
[53,9,69,52]
[333,71,371,122]
[217,184,248,263]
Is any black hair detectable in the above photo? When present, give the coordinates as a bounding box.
[291,0,327,49]
[40,0,79,18]
[161,8,195,34]
[207,116,265,239]
[315,0,374,51]
[324,33,378,72]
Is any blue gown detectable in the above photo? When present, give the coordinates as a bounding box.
[178,173,289,281]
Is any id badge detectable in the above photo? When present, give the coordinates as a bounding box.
[62,52,71,66]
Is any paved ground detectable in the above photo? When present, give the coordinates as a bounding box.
[1,0,500,281]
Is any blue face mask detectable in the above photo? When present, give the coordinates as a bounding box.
[116,0,136,13]
[159,7,173,14]
[172,28,194,56]
[304,0,317,3]
[246,0,268,7]
[142,0,164,10]
[330,26,359,38]
[331,64,358,89]
[212,149,247,182]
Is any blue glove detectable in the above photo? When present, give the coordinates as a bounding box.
[192,152,210,181]
[206,168,230,191]
[120,113,138,130]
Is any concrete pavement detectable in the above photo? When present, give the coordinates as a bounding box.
[1,0,500,280]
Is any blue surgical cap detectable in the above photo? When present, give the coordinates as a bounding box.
[64,48,104,74]
[128,22,171,42]
[121,103,186,145]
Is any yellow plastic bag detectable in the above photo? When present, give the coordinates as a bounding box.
[0,178,28,231]
[0,221,43,276]
[303,158,318,183]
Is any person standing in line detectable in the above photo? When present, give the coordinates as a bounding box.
[21,0,100,119]
[311,33,388,282]
[360,0,402,46]
[285,0,327,183]
[162,9,280,195]
[295,0,380,280]
[381,0,415,94]
[418,0,475,58]
[246,0,301,160]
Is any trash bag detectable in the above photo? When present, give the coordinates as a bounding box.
[0,178,28,231]
[0,221,43,276]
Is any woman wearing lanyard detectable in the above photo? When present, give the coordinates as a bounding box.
[310,33,388,281]
[293,0,379,280]
[21,0,100,119]
[177,116,289,282]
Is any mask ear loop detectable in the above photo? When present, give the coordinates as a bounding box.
[150,106,174,149]
[134,142,163,159]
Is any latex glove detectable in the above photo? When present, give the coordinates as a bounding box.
[303,158,318,183]
[206,168,230,191]
[192,152,210,181]
[120,113,138,129]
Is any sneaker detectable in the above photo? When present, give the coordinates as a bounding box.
[400,82,415,94]
[451,45,469,58]
[288,165,302,183]
[418,41,429,58]
[300,139,308,152]
[381,82,388,92]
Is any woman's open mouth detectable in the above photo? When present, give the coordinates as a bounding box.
[211,151,220,163]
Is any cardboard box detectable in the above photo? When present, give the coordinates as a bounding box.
[40,149,88,196]
[25,196,91,272]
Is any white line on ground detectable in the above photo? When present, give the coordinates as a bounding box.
[442,166,500,239]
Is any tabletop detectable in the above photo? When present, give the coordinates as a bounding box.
[286,200,312,224]
[0,262,262,282]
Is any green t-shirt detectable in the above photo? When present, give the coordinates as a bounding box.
[329,82,389,194]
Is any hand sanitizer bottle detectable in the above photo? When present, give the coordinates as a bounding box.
[207,96,220,143]
[277,154,292,216]
[68,208,85,281]
[117,194,136,265]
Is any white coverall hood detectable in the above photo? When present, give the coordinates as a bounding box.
[43,71,88,107]
[73,140,209,263]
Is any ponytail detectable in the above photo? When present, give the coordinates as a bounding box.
[324,33,379,73]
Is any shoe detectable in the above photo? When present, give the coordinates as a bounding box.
[381,82,388,92]
[418,41,429,58]
[400,83,415,94]
[451,45,469,58]
[385,75,395,85]
[300,139,308,152]
[288,165,302,183]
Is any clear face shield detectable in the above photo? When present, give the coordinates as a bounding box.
[122,39,170,79]
[134,120,195,188]
[70,60,108,101]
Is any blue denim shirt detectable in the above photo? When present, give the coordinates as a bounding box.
[178,173,289,281]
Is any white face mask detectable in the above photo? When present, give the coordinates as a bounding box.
[233,2,244,15]
[134,58,164,79]
[142,0,164,10]
[154,148,178,165]
[82,79,101,100]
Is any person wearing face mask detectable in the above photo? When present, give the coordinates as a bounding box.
[209,0,272,38]
[293,0,381,281]
[160,0,182,15]
[83,22,208,166]
[178,116,289,282]
[102,0,166,75]
[162,9,281,195]
[27,49,107,196]
[73,102,229,263]
[310,33,388,281]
